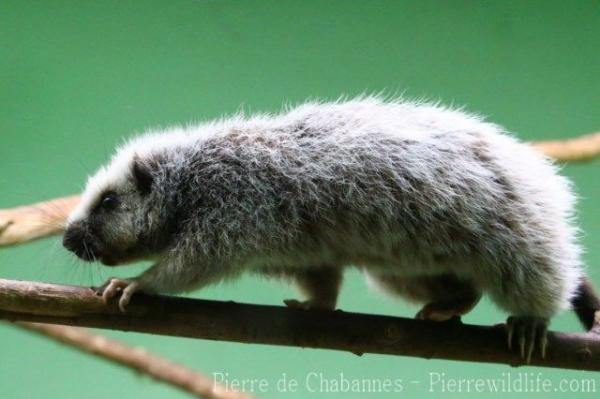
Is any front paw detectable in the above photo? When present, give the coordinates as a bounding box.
[96,278,141,312]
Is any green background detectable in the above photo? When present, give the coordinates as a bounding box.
[1,1,599,398]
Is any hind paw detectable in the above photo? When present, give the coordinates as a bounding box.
[506,316,548,363]
[284,298,335,311]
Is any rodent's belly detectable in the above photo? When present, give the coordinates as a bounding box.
[243,245,461,277]
[352,252,458,276]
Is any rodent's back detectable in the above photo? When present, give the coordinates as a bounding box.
[261,99,582,315]
[175,99,579,283]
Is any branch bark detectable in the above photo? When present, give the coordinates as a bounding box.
[13,322,253,399]
[1,279,600,371]
[531,131,600,162]
[0,195,78,246]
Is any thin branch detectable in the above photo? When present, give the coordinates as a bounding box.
[0,195,79,246]
[531,131,600,163]
[0,132,599,376]
[1,279,600,371]
[12,322,253,399]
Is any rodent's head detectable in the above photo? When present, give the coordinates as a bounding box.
[63,150,170,266]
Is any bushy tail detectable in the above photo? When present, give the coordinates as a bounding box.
[571,276,600,331]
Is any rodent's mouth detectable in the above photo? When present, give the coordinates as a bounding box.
[63,224,105,263]
[68,246,99,262]
[65,241,114,265]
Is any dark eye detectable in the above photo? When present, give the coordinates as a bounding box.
[100,193,119,211]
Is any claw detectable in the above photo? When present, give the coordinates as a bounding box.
[538,324,548,359]
[518,332,526,359]
[505,316,548,363]
[119,281,140,311]
[506,317,514,350]
[525,324,537,364]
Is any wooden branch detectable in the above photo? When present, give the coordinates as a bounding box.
[531,131,600,163]
[0,132,598,376]
[1,279,600,371]
[13,322,253,399]
[0,195,79,246]
[0,132,598,249]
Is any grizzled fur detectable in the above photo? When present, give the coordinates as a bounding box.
[65,97,584,322]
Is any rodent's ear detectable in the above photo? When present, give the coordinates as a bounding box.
[131,154,154,194]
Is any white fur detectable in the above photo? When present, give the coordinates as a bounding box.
[69,97,583,319]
